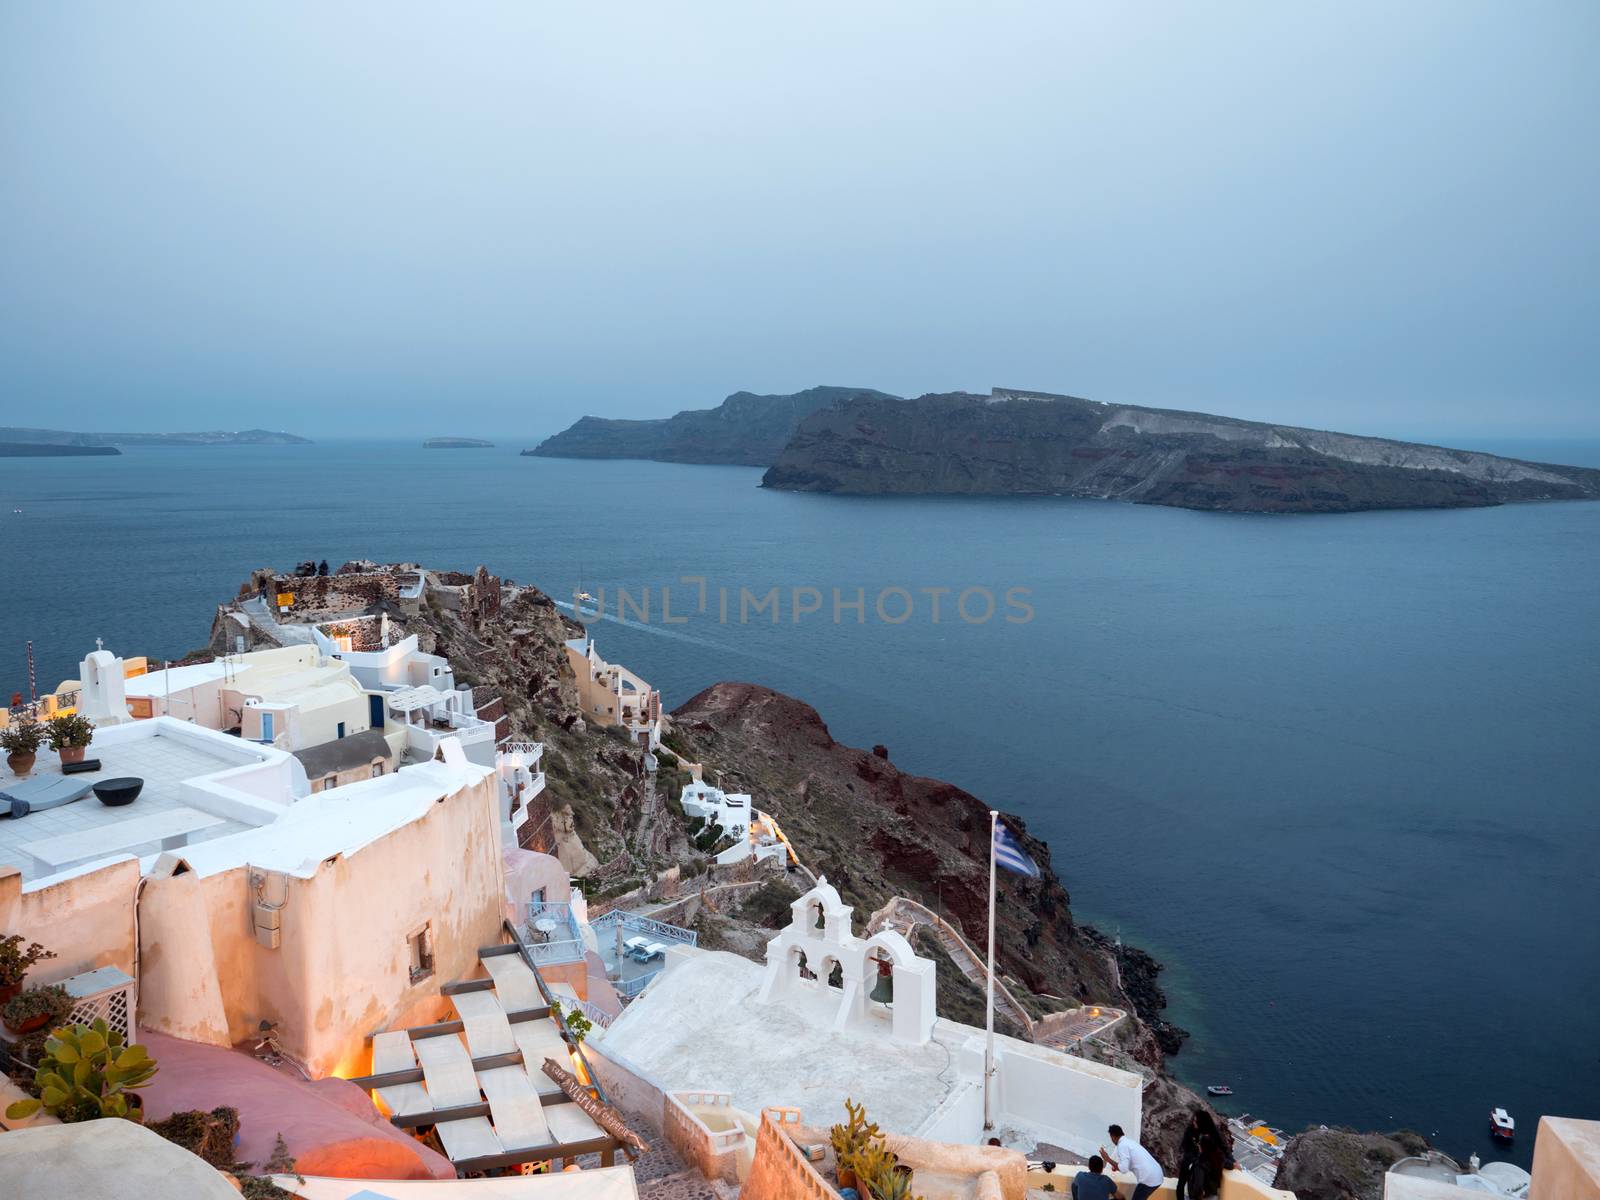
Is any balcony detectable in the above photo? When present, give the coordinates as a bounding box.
[523,900,585,965]
[591,910,698,1001]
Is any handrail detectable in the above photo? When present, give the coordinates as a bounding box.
[499,918,613,1108]
[591,909,699,947]
[868,896,1036,1039]
[615,970,661,999]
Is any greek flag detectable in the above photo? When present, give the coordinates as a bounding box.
[994,821,1040,878]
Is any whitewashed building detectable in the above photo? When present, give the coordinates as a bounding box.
[590,880,1144,1156]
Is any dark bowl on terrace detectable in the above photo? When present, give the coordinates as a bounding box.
[92,777,143,807]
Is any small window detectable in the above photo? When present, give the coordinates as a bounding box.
[324,774,337,791]
[337,722,346,739]
[408,924,434,983]
[371,763,384,779]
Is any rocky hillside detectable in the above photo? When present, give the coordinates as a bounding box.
[204,562,1286,1174]
[526,385,898,466]
[761,388,1600,513]
[666,681,1216,1164]
[1273,1128,1431,1200]
[209,565,660,877]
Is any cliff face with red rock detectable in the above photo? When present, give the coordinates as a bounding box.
[669,681,1111,998]
[667,680,1213,1163]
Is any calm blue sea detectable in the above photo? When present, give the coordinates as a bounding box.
[3,439,1598,1165]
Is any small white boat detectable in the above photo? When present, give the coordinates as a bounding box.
[576,591,596,604]
[1208,1085,1234,1097]
[1490,1108,1515,1142]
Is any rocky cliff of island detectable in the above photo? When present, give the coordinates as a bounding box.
[526,386,899,466]
[761,388,1600,513]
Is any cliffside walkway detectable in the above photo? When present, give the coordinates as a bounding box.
[866,897,1127,1052]
[867,897,1037,1039]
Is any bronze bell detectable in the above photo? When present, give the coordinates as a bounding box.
[869,959,894,1004]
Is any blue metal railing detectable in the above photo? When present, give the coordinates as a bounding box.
[590,910,699,948]
[615,971,659,999]
[590,910,697,1003]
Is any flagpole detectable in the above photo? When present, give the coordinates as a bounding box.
[983,808,997,1132]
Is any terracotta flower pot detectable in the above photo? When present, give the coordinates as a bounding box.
[838,1169,857,1191]
[3,1010,53,1036]
[0,980,21,1006]
[6,751,36,777]
[58,746,87,765]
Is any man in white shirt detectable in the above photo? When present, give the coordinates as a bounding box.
[1100,1124,1164,1200]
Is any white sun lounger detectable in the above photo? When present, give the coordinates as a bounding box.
[435,1113,502,1163]
[512,1019,569,1097]
[370,1030,431,1120]
[545,1098,604,1144]
[412,1033,482,1108]
[450,988,517,1058]
[478,1065,553,1151]
[482,953,543,1013]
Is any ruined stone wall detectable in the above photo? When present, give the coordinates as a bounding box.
[254,570,412,619]
[516,789,557,855]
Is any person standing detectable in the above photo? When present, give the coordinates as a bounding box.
[1071,1155,1120,1200]
[1176,1110,1236,1199]
[1101,1124,1164,1200]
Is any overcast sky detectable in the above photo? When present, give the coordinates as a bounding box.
[2,3,1596,440]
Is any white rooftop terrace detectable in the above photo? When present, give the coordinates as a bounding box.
[0,718,302,885]
[590,949,1140,1155]
[171,755,495,880]
[121,660,233,698]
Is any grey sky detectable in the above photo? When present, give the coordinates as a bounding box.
[3,2,1596,440]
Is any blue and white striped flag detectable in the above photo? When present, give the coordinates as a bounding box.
[994,821,1040,878]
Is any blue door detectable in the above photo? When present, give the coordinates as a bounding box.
[369,694,384,730]
[260,712,274,742]
[337,721,346,739]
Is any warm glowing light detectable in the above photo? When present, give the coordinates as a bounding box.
[1090,1007,1101,1017]
[568,1050,592,1087]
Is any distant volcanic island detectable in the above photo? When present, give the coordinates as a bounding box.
[424,437,495,448]
[524,385,895,467]
[530,385,1600,515]
[0,426,310,454]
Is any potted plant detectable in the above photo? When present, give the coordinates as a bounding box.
[46,712,96,765]
[3,1018,158,1124]
[862,1157,919,1200]
[550,998,594,1043]
[830,1097,884,1191]
[2,984,73,1036]
[0,936,55,1006]
[1,718,45,777]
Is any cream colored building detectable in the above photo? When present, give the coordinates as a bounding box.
[1,717,507,1079]
[565,637,662,749]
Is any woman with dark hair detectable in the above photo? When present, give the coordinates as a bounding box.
[1176,1110,1235,1200]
